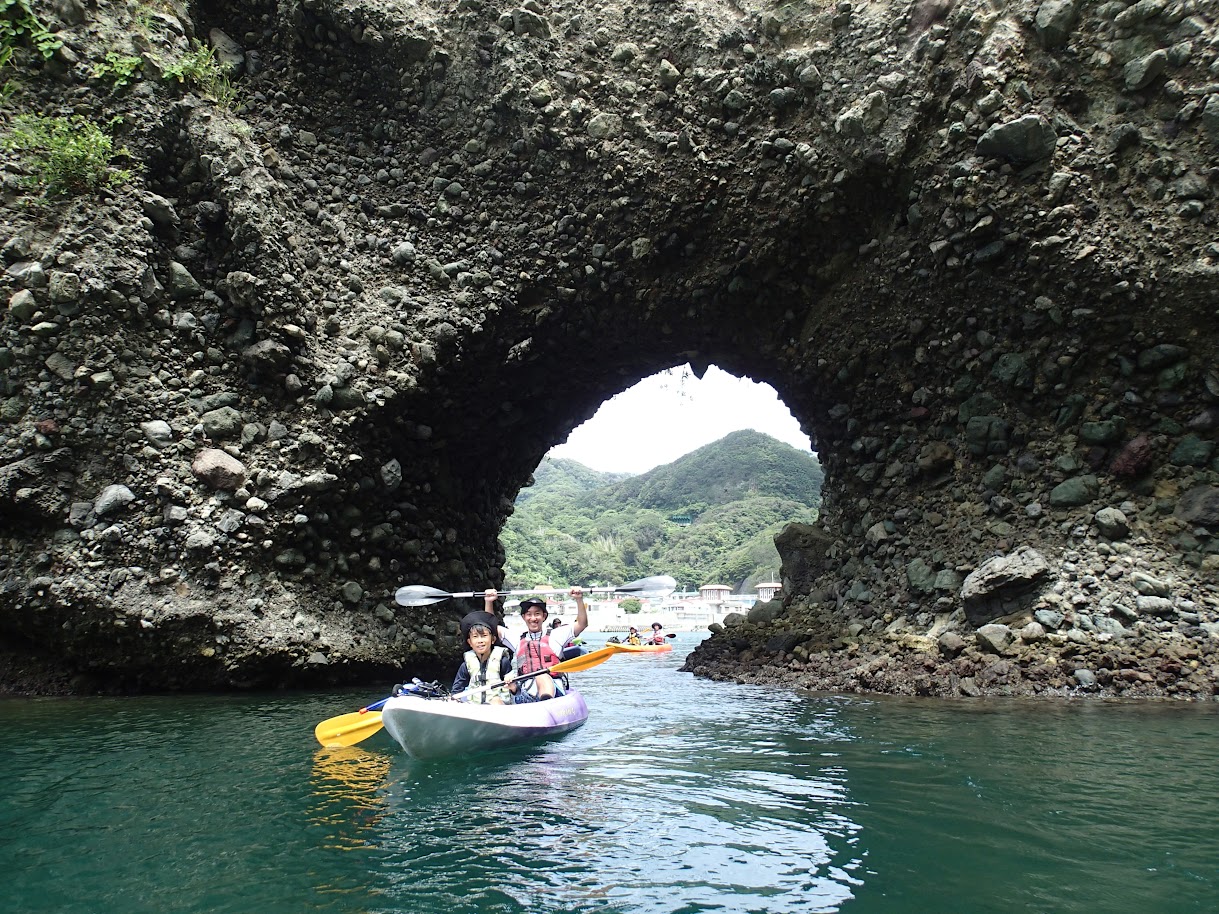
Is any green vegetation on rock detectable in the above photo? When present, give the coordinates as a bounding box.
[161,41,235,108]
[0,0,61,63]
[3,115,131,196]
[92,52,144,88]
[502,430,822,592]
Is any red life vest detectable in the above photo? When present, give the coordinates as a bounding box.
[517,632,561,675]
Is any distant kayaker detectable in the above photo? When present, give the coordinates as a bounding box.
[645,622,666,645]
[625,627,642,645]
[508,588,587,702]
[549,617,584,660]
[451,613,513,704]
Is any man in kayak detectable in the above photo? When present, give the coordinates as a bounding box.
[508,587,587,702]
[645,622,667,645]
[451,612,513,704]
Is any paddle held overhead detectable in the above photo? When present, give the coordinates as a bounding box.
[394,574,677,607]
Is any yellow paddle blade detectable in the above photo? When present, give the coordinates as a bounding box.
[550,645,620,673]
[314,710,384,748]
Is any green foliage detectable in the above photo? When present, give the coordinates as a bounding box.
[93,52,144,88]
[620,597,642,615]
[161,41,236,108]
[4,114,131,196]
[0,0,62,62]
[583,429,824,513]
[502,432,823,591]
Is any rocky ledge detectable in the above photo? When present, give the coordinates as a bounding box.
[686,534,1219,699]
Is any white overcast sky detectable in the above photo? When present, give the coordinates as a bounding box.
[547,365,813,475]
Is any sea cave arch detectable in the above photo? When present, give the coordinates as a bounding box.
[1,0,1218,697]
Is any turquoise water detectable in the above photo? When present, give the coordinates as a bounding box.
[2,635,1217,913]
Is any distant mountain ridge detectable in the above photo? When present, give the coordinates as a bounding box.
[517,457,630,504]
[581,429,823,512]
[501,430,823,592]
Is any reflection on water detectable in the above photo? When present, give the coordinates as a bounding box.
[3,639,1219,914]
[310,747,393,852]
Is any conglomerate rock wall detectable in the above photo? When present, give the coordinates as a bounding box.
[0,0,1216,696]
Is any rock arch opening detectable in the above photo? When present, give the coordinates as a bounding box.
[499,364,821,595]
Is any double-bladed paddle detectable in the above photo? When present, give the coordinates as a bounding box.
[313,646,622,747]
[313,697,391,749]
[394,574,677,607]
[458,645,620,699]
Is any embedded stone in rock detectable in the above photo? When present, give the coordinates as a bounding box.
[242,339,293,375]
[1110,435,1154,478]
[976,115,1057,164]
[976,623,1015,654]
[201,406,243,439]
[938,631,966,657]
[587,113,623,139]
[1048,474,1099,507]
[1175,486,1219,528]
[94,484,134,517]
[509,8,550,38]
[141,193,179,229]
[960,547,1050,625]
[1130,572,1170,598]
[1034,0,1080,50]
[747,599,783,624]
[167,262,202,300]
[8,289,36,321]
[47,271,80,304]
[1020,621,1046,643]
[1122,50,1167,92]
[1034,608,1064,630]
[140,420,173,449]
[1094,507,1129,539]
[191,448,247,491]
[906,557,937,594]
[1203,96,1219,144]
[1136,596,1175,618]
[208,28,245,76]
[380,459,403,490]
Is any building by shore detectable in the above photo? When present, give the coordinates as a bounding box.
[523,583,781,634]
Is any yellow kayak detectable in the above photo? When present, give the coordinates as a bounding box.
[607,642,673,654]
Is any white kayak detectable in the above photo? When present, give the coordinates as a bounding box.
[380,690,589,760]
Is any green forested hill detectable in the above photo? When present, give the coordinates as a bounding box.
[517,457,631,504]
[501,430,823,592]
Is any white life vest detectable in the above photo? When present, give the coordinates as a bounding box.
[463,645,510,703]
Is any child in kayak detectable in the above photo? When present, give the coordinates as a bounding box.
[625,627,642,645]
[451,611,513,704]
